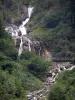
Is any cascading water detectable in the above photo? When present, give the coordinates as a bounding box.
[5,6,33,56]
[18,37,23,55]
[19,6,33,35]
[28,39,32,52]
[18,6,33,56]
[5,26,19,37]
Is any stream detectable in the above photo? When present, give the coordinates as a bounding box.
[27,62,75,100]
[4,5,75,100]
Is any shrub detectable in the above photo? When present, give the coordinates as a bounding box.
[48,86,66,100]
[20,51,36,60]
[48,69,75,100]
[27,56,51,80]
[0,70,27,100]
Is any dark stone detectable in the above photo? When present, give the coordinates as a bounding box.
[47,73,52,77]
[60,67,64,71]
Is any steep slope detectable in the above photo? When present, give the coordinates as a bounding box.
[30,0,75,61]
[48,68,75,100]
[0,1,52,100]
[0,0,75,100]
[1,0,75,61]
[0,19,51,99]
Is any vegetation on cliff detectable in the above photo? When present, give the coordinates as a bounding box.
[30,0,75,60]
[0,1,51,98]
[0,0,75,100]
[48,68,75,100]
[0,21,51,99]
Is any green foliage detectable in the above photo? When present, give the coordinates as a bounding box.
[0,0,75,99]
[0,56,43,91]
[0,16,45,99]
[0,21,18,60]
[30,0,75,60]
[0,53,11,61]
[48,86,66,100]
[1,0,75,60]
[0,70,27,100]
[20,51,36,60]
[48,68,75,100]
[19,71,43,91]
[0,37,18,60]
[27,56,51,80]
[20,51,51,81]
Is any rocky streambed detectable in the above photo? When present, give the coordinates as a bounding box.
[26,62,75,100]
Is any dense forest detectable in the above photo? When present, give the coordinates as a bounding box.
[0,0,75,60]
[0,0,75,100]
[30,0,75,60]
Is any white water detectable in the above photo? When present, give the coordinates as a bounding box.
[28,39,32,52]
[5,26,19,37]
[18,37,23,55]
[5,6,33,56]
[19,7,33,35]
[27,63,75,100]
[18,6,33,56]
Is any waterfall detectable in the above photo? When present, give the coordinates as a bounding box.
[5,26,19,37]
[5,6,33,56]
[28,39,32,52]
[19,7,33,35]
[18,6,33,56]
[18,37,23,55]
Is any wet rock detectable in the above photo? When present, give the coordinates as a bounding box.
[16,38,21,48]
[60,67,64,71]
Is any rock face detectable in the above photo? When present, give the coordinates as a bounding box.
[5,6,34,56]
[5,5,53,59]
[5,6,47,57]
[42,48,52,60]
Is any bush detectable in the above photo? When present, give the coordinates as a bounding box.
[0,53,11,61]
[0,38,18,60]
[20,51,51,80]
[19,71,43,91]
[27,56,51,80]
[0,60,22,74]
[48,69,75,100]
[48,86,66,100]
[0,70,27,100]
[20,51,36,60]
